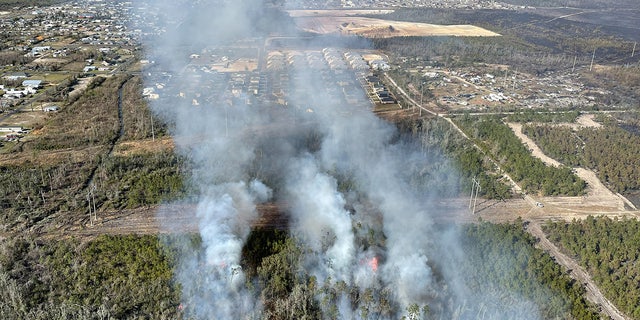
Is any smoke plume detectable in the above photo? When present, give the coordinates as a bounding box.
[135,0,548,318]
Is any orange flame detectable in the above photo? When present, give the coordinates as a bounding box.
[368,256,378,272]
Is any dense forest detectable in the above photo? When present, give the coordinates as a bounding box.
[0,223,600,319]
[544,217,640,319]
[523,122,640,193]
[0,235,180,319]
[454,115,586,196]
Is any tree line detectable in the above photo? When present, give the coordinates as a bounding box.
[544,216,640,319]
[523,122,640,193]
[0,221,601,319]
[455,115,585,196]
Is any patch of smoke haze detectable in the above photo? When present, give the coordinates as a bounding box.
[435,227,543,319]
[136,0,549,318]
[313,105,439,313]
[137,0,275,318]
[284,154,358,317]
[285,155,355,284]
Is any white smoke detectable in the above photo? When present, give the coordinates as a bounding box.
[135,0,548,318]
[286,154,355,284]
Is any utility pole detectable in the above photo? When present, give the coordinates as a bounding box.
[572,55,577,73]
[419,81,426,117]
[589,48,596,71]
[87,192,93,227]
[225,105,229,137]
[469,177,481,214]
[503,69,508,87]
[91,185,97,221]
[150,114,155,141]
[87,185,97,226]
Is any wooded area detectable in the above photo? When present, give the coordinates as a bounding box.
[544,217,640,319]
[403,117,512,199]
[0,235,180,319]
[0,223,601,319]
[0,75,180,232]
[523,122,640,193]
[454,115,586,196]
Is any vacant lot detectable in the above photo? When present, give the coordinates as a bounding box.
[289,10,501,38]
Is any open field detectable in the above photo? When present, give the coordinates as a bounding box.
[289,10,501,38]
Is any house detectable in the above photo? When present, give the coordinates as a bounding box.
[0,126,23,132]
[3,89,25,99]
[3,72,28,81]
[22,80,42,88]
[31,46,51,55]
[83,66,97,73]
[369,60,390,71]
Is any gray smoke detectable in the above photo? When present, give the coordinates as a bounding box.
[286,154,355,284]
[135,0,547,319]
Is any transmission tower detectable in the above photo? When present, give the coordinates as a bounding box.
[469,177,481,214]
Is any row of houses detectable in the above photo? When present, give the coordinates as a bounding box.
[365,75,396,104]
[1,79,42,99]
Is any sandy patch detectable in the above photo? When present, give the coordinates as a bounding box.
[30,57,68,65]
[293,16,501,38]
[210,58,257,72]
[68,77,92,99]
[575,114,602,128]
[112,138,174,156]
[361,53,384,62]
[508,122,627,211]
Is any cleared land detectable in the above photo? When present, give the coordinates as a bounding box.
[289,10,501,38]
[384,73,639,224]
[508,118,634,212]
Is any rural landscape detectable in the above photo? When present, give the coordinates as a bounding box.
[0,0,639,319]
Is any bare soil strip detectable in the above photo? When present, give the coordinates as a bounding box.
[507,122,629,212]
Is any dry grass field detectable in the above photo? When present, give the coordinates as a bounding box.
[288,10,501,38]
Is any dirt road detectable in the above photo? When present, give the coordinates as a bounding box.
[507,121,631,212]
[526,221,630,320]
